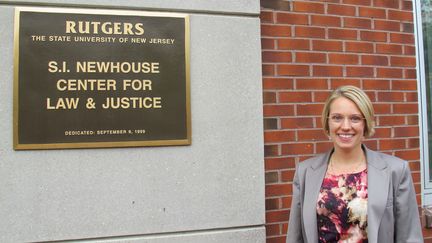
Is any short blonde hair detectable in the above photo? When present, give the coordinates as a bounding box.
[322,85,375,137]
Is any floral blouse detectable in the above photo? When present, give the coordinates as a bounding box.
[316,169,368,243]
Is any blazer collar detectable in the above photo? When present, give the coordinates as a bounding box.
[309,150,332,170]
[364,145,387,170]
[304,145,389,243]
[364,145,389,243]
[303,151,330,243]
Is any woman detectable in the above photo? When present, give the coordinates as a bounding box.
[286,86,422,243]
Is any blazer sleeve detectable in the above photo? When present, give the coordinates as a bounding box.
[394,162,423,243]
[286,169,304,243]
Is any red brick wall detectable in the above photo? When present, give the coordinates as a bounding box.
[260,0,425,242]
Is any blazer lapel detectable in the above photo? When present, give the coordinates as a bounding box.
[303,151,331,243]
[365,147,389,243]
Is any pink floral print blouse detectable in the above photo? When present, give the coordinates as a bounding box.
[316,169,368,243]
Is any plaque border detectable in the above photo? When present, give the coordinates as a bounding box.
[13,7,191,150]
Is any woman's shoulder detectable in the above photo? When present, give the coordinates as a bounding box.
[298,152,329,170]
[367,148,409,173]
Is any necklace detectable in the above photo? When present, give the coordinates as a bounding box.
[328,156,365,175]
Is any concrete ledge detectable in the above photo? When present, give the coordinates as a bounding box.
[59,226,266,242]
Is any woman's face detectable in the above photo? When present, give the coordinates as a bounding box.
[328,97,365,152]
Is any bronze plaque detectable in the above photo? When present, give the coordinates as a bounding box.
[13,7,190,150]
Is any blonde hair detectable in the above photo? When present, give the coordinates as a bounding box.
[322,85,375,137]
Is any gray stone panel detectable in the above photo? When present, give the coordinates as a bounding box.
[0,0,260,15]
[0,2,264,243]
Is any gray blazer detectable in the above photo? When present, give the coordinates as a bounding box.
[286,145,423,243]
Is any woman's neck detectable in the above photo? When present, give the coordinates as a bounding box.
[331,146,365,166]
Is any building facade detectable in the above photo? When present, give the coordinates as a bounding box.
[3,0,432,242]
[0,1,265,242]
[260,0,432,242]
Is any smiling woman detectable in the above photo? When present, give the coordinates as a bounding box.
[286,86,423,243]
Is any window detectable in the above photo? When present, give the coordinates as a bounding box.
[415,0,432,204]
